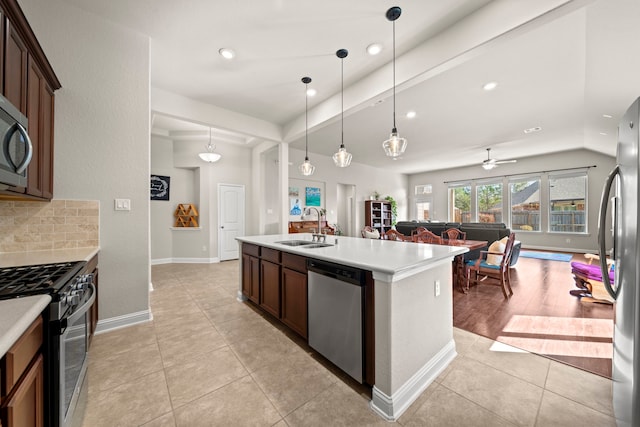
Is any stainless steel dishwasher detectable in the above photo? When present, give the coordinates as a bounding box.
[307,258,365,383]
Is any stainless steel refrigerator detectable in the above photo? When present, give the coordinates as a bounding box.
[598,97,640,427]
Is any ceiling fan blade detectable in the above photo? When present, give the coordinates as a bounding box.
[495,159,517,164]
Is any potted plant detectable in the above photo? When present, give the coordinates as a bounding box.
[372,191,380,200]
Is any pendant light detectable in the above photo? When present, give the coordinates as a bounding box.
[382,6,407,158]
[198,128,222,162]
[333,49,352,168]
[299,77,316,176]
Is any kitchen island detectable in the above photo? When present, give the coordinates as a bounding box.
[235,233,467,420]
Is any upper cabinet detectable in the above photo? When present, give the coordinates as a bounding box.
[0,0,60,200]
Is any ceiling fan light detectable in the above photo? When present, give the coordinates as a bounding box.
[482,162,495,170]
[333,145,352,167]
[299,157,315,176]
[382,129,407,157]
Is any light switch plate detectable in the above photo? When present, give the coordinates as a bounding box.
[114,198,131,211]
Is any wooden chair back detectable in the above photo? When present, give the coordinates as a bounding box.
[466,233,516,298]
[382,229,409,241]
[413,229,443,244]
[442,228,466,241]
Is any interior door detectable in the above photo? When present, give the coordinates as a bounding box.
[218,184,245,261]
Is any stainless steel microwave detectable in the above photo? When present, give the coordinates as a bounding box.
[0,93,32,188]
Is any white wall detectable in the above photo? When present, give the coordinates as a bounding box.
[20,0,151,322]
[288,147,408,235]
[150,135,252,262]
[407,149,616,252]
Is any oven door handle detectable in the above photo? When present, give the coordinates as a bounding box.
[65,283,96,326]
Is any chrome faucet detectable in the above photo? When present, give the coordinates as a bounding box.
[305,207,325,242]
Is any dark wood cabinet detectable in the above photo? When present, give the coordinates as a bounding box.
[3,18,27,114]
[365,200,392,236]
[241,243,260,304]
[1,316,44,427]
[260,260,280,318]
[241,246,309,339]
[288,220,335,235]
[281,267,307,338]
[25,59,53,199]
[0,0,60,201]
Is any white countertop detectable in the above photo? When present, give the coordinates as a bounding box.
[0,247,100,268]
[0,295,51,358]
[236,234,467,280]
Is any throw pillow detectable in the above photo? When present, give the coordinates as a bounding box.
[364,229,380,239]
[486,240,505,265]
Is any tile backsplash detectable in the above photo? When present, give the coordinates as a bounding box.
[0,200,99,253]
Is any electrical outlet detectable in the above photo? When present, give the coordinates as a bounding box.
[434,280,441,297]
[566,238,571,243]
[202,246,207,252]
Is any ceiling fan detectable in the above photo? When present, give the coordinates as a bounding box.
[482,148,517,170]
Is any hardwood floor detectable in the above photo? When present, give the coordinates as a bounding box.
[453,252,614,378]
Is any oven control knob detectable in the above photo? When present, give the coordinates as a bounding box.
[66,292,81,306]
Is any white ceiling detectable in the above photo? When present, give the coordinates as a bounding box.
[65,0,640,174]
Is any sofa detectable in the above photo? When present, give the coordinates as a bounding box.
[394,221,521,265]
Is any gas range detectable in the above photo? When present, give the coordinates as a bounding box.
[0,261,88,315]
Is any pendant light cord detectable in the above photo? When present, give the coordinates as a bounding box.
[392,18,397,130]
[305,82,309,158]
[341,57,344,145]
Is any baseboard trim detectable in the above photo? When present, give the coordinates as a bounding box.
[94,310,153,335]
[370,340,457,421]
[151,257,220,265]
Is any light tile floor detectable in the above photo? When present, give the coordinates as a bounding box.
[78,261,616,426]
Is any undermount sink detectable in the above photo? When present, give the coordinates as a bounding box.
[275,240,316,246]
[275,240,333,248]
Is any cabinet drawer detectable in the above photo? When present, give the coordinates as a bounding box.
[282,252,307,273]
[261,247,281,263]
[242,243,260,257]
[2,316,43,394]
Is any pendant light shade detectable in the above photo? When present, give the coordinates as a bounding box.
[299,77,315,176]
[333,49,352,168]
[199,128,222,162]
[382,6,407,158]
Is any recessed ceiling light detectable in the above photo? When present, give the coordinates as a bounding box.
[523,126,542,134]
[600,132,608,136]
[306,88,316,97]
[406,111,416,119]
[366,43,383,55]
[602,114,613,119]
[482,81,498,91]
[218,48,235,59]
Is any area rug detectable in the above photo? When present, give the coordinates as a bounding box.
[520,251,573,262]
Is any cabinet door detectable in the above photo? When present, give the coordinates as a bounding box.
[281,267,308,339]
[3,354,44,427]
[25,58,54,199]
[3,20,27,114]
[260,260,280,318]
[242,254,259,303]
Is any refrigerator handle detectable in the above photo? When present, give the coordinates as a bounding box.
[598,165,620,300]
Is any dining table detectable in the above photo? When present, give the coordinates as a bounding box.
[440,239,488,293]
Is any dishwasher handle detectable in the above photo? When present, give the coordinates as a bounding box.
[307,259,365,286]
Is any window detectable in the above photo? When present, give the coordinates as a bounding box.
[549,173,587,233]
[510,178,540,231]
[415,184,433,220]
[448,184,471,222]
[476,182,503,223]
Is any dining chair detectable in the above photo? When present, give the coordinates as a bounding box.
[410,226,428,238]
[413,229,443,244]
[465,233,516,298]
[361,226,380,239]
[441,228,466,241]
[382,229,410,241]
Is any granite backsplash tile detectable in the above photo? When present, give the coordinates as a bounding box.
[0,200,99,253]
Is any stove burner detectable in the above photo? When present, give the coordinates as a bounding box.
[0,261,85,299]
